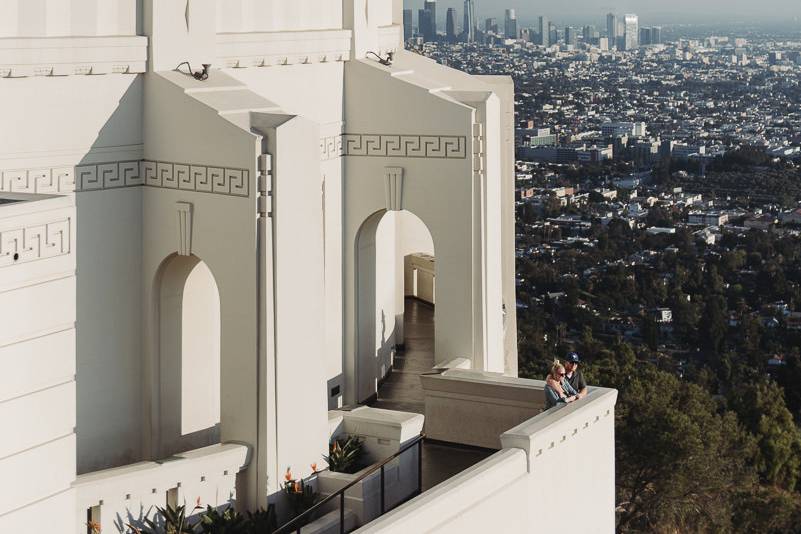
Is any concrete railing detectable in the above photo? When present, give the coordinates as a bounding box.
[359,372,618,534]
[420,368,546,449]
[73,443,250,534]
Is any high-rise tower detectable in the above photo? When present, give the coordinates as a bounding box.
[623,13,639,50]
[504,9,517,39]
[463,0,476,42]
[652,26,663,45]
[419,0,437,42]
[606,13,617,48]
[446,8,457,42]
[403,9,413,41]
[538,16,550,46]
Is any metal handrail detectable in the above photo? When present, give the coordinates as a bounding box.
[274,433,426,534]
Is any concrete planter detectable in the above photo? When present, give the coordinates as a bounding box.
[320,407,425,528]
[317,459,403,526]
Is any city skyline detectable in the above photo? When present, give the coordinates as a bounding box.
[403,0,801,24]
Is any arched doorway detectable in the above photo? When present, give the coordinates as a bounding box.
[155,254,221,457]
[355,210,435,403]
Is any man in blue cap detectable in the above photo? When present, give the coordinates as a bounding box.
[565,352,588,399]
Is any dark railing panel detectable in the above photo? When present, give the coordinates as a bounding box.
[274,434,425,534]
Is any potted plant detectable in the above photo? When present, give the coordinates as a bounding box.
[316,434,411,527]
[324,436,365,474]
[282,468,319,519]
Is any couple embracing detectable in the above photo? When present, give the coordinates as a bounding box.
[544,352,588,409]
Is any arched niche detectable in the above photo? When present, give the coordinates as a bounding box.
[154,254,221,457]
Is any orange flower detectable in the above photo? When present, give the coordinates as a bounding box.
[87,521,102,533]
[285,468,293,481]
[310,463,318,473]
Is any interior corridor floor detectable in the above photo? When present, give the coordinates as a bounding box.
[368,298,494,491]
[370,297,434,414]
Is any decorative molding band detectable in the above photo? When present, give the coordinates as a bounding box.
[320,135,344,161]
[1,167,76,194]
[0,36,147,78]
[0,161,250,197]
[139,161,250,197]
[0,218,71,268]
[341,134,468,159]
[384,167,404,212]
[76,161,143,190]
[216,29,351,68]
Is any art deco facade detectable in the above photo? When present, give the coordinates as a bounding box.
[0,1,616,532]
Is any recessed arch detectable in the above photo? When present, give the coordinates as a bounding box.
[153,253,221,457]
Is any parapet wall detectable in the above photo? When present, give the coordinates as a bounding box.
[359,375,618,534]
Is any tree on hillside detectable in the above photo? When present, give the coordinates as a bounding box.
[728,380,801,491]
[698,294,728,356]
[613,366,756,532]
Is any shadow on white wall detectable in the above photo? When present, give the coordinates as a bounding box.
[156,253,221,457]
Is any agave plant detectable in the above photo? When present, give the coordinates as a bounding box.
[323,436,364,474]
[129,502,199,534]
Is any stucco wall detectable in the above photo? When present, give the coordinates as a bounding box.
[76,187,144,473]
[216,0,343,33]
[0,0,138,38]
[358,388,618,534]
[224,63,347,408]
[141,70,263,503]
[0,194,77,532]
[0,73,146,473]
[343,59,478,403]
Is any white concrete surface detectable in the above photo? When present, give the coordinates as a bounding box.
[73,443,249,534]
[321,407,424,527]
[0,3,592,533]
[421,369,546,449]
[0,193,77,531]
[358,386,618,534]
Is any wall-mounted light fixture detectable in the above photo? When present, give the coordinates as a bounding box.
[366,51,394,66]
[175,62,211,81]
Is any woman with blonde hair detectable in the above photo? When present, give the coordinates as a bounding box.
[544,359,580,409]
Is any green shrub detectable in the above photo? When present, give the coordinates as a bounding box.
[127,503,278,534]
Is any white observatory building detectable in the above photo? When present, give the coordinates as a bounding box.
[0,1,617,532]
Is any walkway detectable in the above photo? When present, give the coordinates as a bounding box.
[371,298,434,414]
[370,298,493,491]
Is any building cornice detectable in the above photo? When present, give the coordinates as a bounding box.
[0,36,147,77]
[216,29,352,68]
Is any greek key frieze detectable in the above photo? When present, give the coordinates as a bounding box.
[0,218,71,268]
[341,134,467,159]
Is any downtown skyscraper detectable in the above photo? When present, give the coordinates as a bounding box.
[463,0,476,42]
[504,9,517,39]
[403,9,413,41]
[446,7,457,42]
[623,13,639,50]
[538,16,550,46]
[419,0,437,42]
[606,13,617,49]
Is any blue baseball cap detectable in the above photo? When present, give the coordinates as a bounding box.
[566,352,581,363]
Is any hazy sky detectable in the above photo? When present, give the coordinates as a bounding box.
[404,0,801,25]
